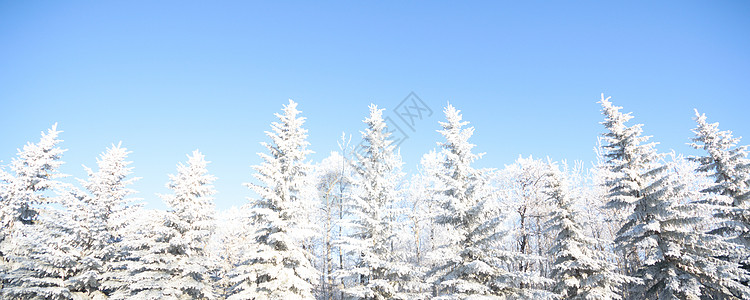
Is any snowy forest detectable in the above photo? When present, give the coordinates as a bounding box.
[2,95,750,300]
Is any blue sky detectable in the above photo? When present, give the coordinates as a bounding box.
[2,1,749,210]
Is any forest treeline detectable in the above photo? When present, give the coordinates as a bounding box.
[1,95,749,300]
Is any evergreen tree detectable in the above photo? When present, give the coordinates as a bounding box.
[230,100,318,299]
[161,150,217,298]
[598,95,661,281]
[689,110,750,262]
[0,124,70,299]
[68,143,140,299]
[690,109,750,206]
[122,150,217,299]
[0,125,66,227]
[336,104,417,300]
[545,165,636,300]
[590,138,632,273]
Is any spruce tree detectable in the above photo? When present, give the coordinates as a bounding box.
[161,150,216,298]
[68,143,140,299]
[336,104,417,300]
[689,110,750,262]
[230,100,318,299]
[0,124,70,299]
[545,165,636,300]
[122,150,217,299]
[598,95,660,281]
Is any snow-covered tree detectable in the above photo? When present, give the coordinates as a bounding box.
[405,150,446,273]
[398,150,449,299]
[545,164,636,300]
[500,155,558,281]
[121,150,217,299]
[411,150,446,266]
[0,124,70,299]
[65,143,140,299]
[336,104,419,300]
[0,125,67,245]
[162,150,216,298]
[0,124,66,224]
[230,100,319,300]
[429,104,550,299]
[313,149,357,300]
[598,95,661,281]
[210,205,255,299]
[690,110,750,264]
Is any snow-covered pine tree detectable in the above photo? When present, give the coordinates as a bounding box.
[161,149,217,298]
[120,150,217,299]
[0,124,71,299]
[545,164,636,300]
[67,143,140,299]
[429,104,550,299]
[336,104,418,300]
[689,110,750,263]
[599,95,661,212]
[598,94,661,281]
[230,100,319,300]
[0,124,67,245]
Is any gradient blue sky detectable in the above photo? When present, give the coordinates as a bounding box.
[2,1,749,210]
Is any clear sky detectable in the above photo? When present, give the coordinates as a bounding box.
[2,1,749,211]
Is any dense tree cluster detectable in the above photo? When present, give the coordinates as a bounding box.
[2,96,749,299]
